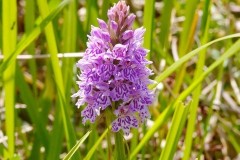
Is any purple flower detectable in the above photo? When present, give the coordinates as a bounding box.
[73,1,154,135]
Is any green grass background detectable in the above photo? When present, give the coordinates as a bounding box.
[0,0,240,159]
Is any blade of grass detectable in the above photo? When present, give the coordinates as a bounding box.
[130,103,174,159]
[183,1,211,159]
[50,0,64,51]
[172,0,199,95]
[159,0,174,51]
[149,33,240,90]
[131,36,240,159]
[0,1,2,51]
[60,4,77,156]
[219,120,240,153]
[84,128,109,160]
[179,0,199,57]
[141,1,155,156]
[159,101,190,160]
[143,0,155,60]
[77,0,98,48]
[154,0,174,66]
[86,126,99,160]
[28,133,41,160]
[25,0,37,96]
[29,68,54,159]
[46,99,64,160]
[0,0,70,75]
[49,0,61,9]
[36,0,80,159]
[15,65,49,150]
[76,13,87,49]
[152,40,173,66]
[62,0,77,100]
[2,0,17,158]
[63,131,92,160]
[46,1,78,159]
[176,39,240,112]
[101,0,110,20]
[85,0,99,32]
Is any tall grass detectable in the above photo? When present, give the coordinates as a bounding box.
[2,0,17,159]
[0,0,240,159]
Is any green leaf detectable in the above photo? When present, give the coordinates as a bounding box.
[25,0,37,96]
[85,0,99,32]
[84,128,109,160]
[130,103,174,159]
[2,0,17,158]
[63,131,92,160]
[159,0,174,50]
[143,0,155,60]
[159,101,190,160]
[149,33,240,90]
[173,0,199,94]
[131,34,240,159]
[0,0,70,75]
[36,0,80,159]
[15,65,49,150]
[183,1,211,159]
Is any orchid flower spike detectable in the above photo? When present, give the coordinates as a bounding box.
[73,1,154,135]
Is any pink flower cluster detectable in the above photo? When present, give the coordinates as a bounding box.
[73,1,153,135]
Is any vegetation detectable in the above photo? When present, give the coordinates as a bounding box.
[0,0,240,159]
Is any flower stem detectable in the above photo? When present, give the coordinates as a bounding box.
[111,102,125,160]
[106,109,113,160]
[110,102,126,160]
[115,131,126,160]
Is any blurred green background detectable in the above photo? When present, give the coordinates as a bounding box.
[0,0,240,159]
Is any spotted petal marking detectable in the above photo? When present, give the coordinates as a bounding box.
[112,115,139,135]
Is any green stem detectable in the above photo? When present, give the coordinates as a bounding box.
[141,124,146,159]
[143,0,155,60]
[36,1,79,157]
[183,1,211,159]
[130,128,138,160]
[110,102,126,160]
[131,37,240,158]
[2,0,17,158]
[115,132,126,160]
[106,109,113,160]
[172,0,199,95]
